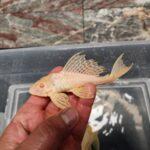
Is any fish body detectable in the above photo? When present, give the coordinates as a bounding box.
[29,52,132,109]
[47,72,111,92]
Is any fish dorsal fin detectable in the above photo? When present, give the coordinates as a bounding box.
[63,52,105,76]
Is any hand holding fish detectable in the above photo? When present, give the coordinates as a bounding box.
[0,53,132,150]
[0,67,96,150]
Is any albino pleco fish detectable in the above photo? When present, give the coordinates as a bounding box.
[29,52,133,109]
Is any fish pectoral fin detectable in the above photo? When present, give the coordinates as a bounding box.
[70,86,94,99]
[48,92,70,109]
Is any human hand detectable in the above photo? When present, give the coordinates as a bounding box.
[0,66,96,150]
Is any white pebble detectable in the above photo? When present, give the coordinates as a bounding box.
[119,114,123,124]
[121,127,125,133]
[124,93,133,103]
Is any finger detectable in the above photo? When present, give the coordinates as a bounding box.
[17,108,79,150]
[71,84,96,140]
[69,94,78,107]
[12,96,49,132]
[49,66,63,74]
[23,96,49,110]
[0,122,29,150]
[45,102,60,119]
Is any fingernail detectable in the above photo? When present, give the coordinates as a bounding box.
[61,108,79,128]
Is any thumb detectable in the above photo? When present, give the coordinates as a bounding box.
[17,108,79,150]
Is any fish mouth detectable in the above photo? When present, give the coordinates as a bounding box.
[29,86,47,97]
[29,84,36,94]
[29,87,35,95]
[29,87,37,95]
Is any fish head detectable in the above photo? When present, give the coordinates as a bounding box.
[29,75,53,97]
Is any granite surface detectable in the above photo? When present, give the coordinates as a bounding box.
[0,0,84,48]
[0,0,150,48]
[0,0,83,12]
[0,11,83,48]
[84,0,150,10]
[84,7,150,43]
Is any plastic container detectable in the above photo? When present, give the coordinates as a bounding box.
[0,41,150,150]
[0,113,4,135]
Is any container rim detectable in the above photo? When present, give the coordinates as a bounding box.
[0,40,150,53]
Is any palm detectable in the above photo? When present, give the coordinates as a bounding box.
[3,67,95,150]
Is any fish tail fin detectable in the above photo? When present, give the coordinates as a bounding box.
[110,53,133,79]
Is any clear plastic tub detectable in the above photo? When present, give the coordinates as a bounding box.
[0,113,4,135]
[0,41,150,150]
[4,79,150,150]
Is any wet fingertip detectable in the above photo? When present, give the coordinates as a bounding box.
[85,83,96,95]
[69,94,78,107]
[49,66,63,74]
[78,98,94,107]
[46,102,60,112]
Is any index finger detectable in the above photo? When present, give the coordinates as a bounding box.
[48,66,63,74]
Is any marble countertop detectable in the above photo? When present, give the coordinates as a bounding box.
[0,0,150,48]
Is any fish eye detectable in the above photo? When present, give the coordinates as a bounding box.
[39,83,45,88]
